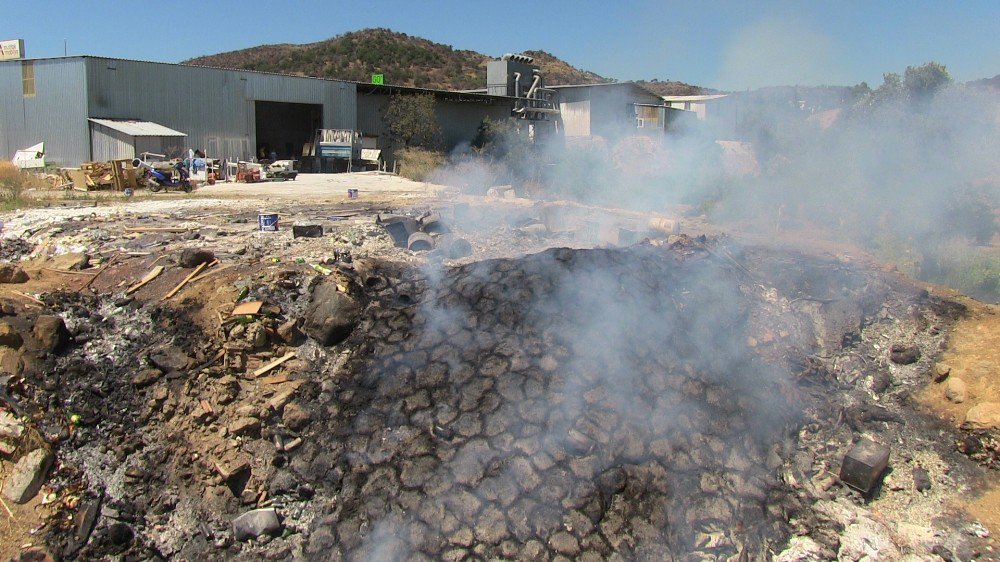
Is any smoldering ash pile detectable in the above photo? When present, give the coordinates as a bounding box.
[296,241,880,560]
[8,230,977,561]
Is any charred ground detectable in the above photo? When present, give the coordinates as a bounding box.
[0,199,997,561]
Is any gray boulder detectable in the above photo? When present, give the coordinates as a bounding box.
[233,508,282,541]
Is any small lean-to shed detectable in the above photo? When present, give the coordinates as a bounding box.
[88,118,187,161]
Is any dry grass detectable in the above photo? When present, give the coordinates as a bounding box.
[396,148,445,182]
[0,161,49,211]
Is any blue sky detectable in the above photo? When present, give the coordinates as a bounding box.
[4,0,998,89]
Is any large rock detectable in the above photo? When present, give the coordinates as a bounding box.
[303,282,360,346]
[944,377,967,403]
[282,402,312,430]
[0,347,23,376]
[233,507,282,541]
[32,316,70,353]
[148,344,192,373]
[889,344,920,365]
[0,321,23,349]
[48,252,89,271]
[0,264,28,284]
[131,368,162,387]
[965,402,1000,429]
[3,448,53,504]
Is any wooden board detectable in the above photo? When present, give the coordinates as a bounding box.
[126,265,165,295]
[231,301,263,316]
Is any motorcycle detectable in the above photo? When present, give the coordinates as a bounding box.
[132,159,192,193]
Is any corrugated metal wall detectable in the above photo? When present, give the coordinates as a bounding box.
[437,101,513,152]
[357,92,513,164]
[590,85,664,139]
[85,58,356,163]
[560,100,591,137]
[3,56,514,168]
[555,84,667,139]
[0,58,89,166]
[90,123,134,161]
[356,93,391,160]
[89,123,184,162]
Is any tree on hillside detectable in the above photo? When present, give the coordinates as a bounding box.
[873,72,904,105]
[903,62,952,102]
[384,94,442,149]
[856,62,952,111]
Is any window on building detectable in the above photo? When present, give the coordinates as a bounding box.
[22,61,35,97]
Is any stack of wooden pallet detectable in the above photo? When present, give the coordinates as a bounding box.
[64,160,138,191]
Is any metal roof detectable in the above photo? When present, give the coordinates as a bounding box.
[88,118,187,137]
[549,82,629,89]
[549,81,660,98]
[661,94,729,102]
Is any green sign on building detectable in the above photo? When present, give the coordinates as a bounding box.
[371,74,384,85]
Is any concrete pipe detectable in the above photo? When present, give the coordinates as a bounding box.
[407,232,435,252]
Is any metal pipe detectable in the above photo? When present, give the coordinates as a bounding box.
[513,106,561,115]
[525,73,542,99]
[513,72,521,98]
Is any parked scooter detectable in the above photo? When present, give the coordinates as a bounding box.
[132,159,192,193]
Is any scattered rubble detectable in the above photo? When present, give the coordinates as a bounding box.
[0,195,995,560]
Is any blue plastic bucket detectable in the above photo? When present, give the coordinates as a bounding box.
[258,212,279,231]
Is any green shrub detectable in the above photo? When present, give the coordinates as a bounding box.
[922,245,1000,303]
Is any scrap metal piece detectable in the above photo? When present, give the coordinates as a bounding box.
[64,488,104,556]
[292,225,323,238]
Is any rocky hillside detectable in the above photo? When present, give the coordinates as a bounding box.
[635,79,710,97]
[184,28,610,90]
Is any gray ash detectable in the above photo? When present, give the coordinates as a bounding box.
[293,242,868,560]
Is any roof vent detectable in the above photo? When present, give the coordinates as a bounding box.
[501,53,534,64]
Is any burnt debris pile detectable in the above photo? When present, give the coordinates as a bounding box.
[7,235,983,561]
[299,242,878,560]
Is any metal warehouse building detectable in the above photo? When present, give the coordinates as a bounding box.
[0,56,515,167]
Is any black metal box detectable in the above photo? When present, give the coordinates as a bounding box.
[840,438,890,493]
[292,224,323,238]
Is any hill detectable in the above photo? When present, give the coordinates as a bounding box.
[184,28,610,90]
[635,79,711,97]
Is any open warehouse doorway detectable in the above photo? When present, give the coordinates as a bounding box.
[254,101,322,164]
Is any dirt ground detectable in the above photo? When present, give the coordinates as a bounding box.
[917,296,1000,536]
[1,173,999,560]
